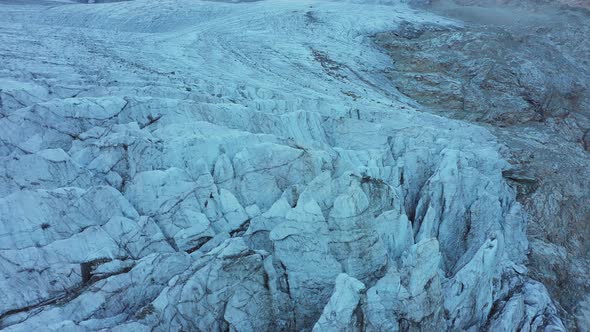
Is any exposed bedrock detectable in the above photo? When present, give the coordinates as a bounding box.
[375,0,590,328]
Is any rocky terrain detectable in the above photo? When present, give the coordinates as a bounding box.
[0,0,585,331]
[375,0,590,329]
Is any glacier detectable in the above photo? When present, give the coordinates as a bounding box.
[0,0,584,330]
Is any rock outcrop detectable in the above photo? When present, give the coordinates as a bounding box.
[375,1,589,328]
